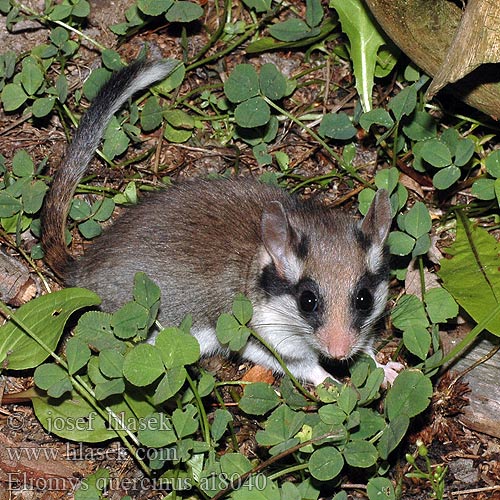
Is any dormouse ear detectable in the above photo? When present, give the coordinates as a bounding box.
[360,189,392,245]
[261,201,298,279]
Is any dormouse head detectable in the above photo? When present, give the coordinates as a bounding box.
[256,189,392,361]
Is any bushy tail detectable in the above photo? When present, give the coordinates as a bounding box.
[41,59,177,276]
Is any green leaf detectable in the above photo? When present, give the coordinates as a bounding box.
[318,112,357,140]
[164,123,192,143]
[32,96,56,117]
[239,382,280,415]
[306,0,323,28]
[211,409,233,441]
[308,447,343,481]
[405,202,432,239]
[75,311,125,352]
[155,327,200,368]
[438,214,500,335]
[152,366,187,404]
[172,404,198,437]
[424,287,458,324]
[366,477,396,500]
[70,199,91,221]
[123,344,164,386]
[71,0,90,17]
[66,337,91,375]
[374,167,399,194]
[337,385,358,415]
[0,289,100,370]
[21,62,44,95]
[78,218,102,239]
[22,180,48,214]
[101,49,124,71]
[387,231,415,256]
[34,363,67,390]
[412,233,431,257]
[259,63,287,101]
[2,83,28,111]
[392,294,429,332]
[388,85,417,121]
[268,19,318,42]
[154,59,184,94]
[232,293,253,325]
[98,350,124,378]
[234,97,271,128]
[343,440,378,468]
[224,64,259,103]
[165,1,203,22]
[432,165,461,190]
[216,313,247,351]
[82,68,111,101]
[454,138,474,167]
[91,197,115,222]
[137,0,173,15]
[402,111,436,141]
[103,116,130,159]
[385,369,433,420]
[140,96,163,131]
[485,149,500,178]
[377,414,409,460]
[241,0,270,13]
[471,178,495,200]
[420,139,452,168]
[138,412,176,447]
[111,302,148,339]
[331,0,386,112]
[359,108,394,131]
[256,404,305,446]
[403,326,431,360]
[12,149,34,177]
[94,378,125,400]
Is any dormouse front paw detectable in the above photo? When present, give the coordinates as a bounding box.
[376,360,405,388]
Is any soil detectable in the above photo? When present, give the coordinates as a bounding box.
[0,1,499,499]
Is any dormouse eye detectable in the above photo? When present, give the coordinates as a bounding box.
[356,288,373,311]
[299,290,318,313]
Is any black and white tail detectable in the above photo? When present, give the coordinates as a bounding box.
[41,59,177,276]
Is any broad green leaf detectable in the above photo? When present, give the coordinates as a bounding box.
[66,337,91,375]
[402,111,436,141]
[438,214,500,335]
[387,231,415,256]
[256,405,305,446]
[392,294,429,332]
[232,475,280,500]
[91,197,115,222]
[1,83,28,111]
[224,64,259,103]
[403,326,431,360]
[155,327,200,368]
[71,0,90,17]
[101,49,124,71]
[337,384,358,415]
[268,19,319,42]
[404,202,432,239]
[420,139,452,168]
[232,293,253,325]
[454,138,474,167]
[385,369,432,420]
[318,112,357,140]
[12,149,34,177]
[21,62,44,95]
[211,409,233,441]
[377,414,409,460]
[471,178,495,200]
[0,289,100,370]
[140,96,163,131]
[133,272,161,308]
[164,109,195,129]
[424,287,458,324]
[485,149,500,178]
[32,96,55,117]
[331,0,387,111]
[70,199,91,221]
[241,0,271,13]
[32,390,118,442]
[34,363,67,390]
[137,0,172,15]
[138,412,176,447]
[234,97,270,128]
[165,1,203,22]
[82,68,111,101]
[99,350,124,379]
[78,219,102,239]
[152,367,187,404]
[172,404,198,437]
[306,0,323,28]
[111,302,148,339]
[388,85,418,122]
[308,447,343,481]
[375,167,399,194]
[103,117,129,159]
[343,440,378,468]
[432,165,461,190]
[94,378,125,400]
[74,311,125,352]
[164,123,192,143]
[239,382,280,415]
[259,63,287,101]
[366,477,396,500]
[123,344,164,386]
[359,108,394,131]
[21,180,48,214]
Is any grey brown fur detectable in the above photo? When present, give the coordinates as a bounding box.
[41,60,402,385]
